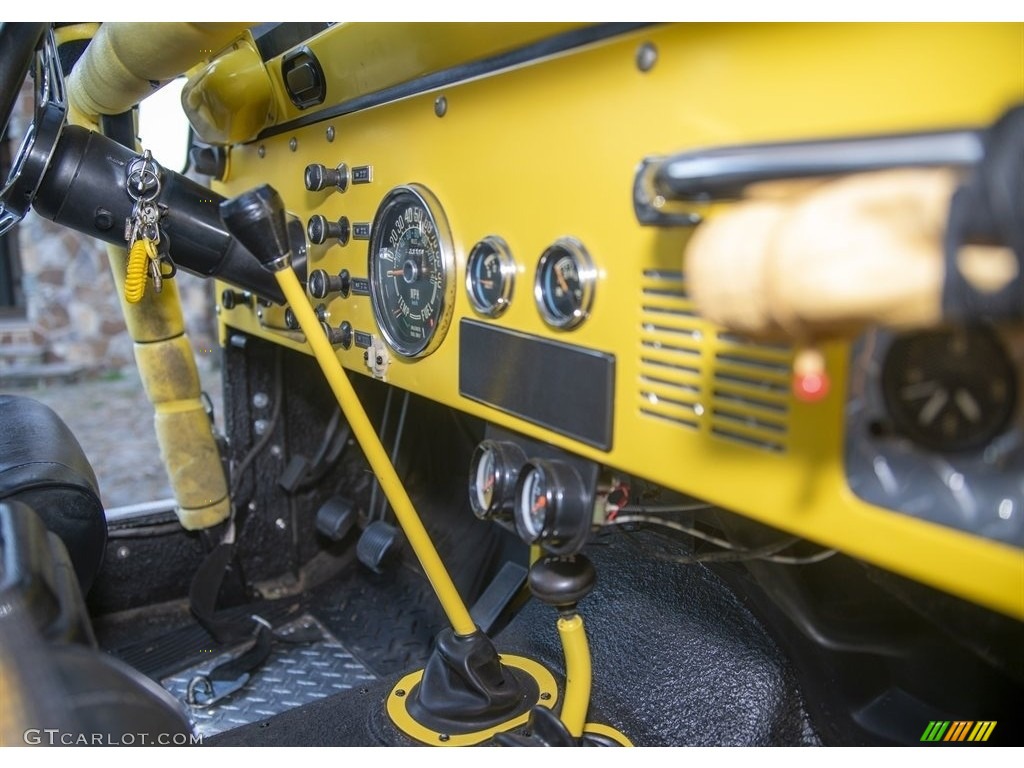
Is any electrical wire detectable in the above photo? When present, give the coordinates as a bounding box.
[367,386,394,524]
[377,391,410,522]
[606,514,837,565]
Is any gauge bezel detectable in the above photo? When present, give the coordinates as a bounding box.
[534,236,596,330]
[468,439,528,521]
[368,184,456,358]
[465,235,516,318]
[513,458,593,555]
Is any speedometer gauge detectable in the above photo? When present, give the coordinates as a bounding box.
[368,185,455,358]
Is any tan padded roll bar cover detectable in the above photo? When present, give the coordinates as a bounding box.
[67,22,250,121]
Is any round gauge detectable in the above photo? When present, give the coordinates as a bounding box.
[515,463,551,543]
[881,326,1017,453]
[534,237,596,330]
[513,459,592,554]
[368,185,455,358]
[468,440,527,520]
[466,236,515,317]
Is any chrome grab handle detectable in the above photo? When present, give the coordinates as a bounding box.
[633,128,983,227]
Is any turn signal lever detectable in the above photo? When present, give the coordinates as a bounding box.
[32,126,290,303]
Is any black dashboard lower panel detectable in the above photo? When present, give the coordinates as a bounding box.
[458,320,615,451]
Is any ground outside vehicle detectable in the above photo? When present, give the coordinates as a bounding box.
[0,22,1022,749]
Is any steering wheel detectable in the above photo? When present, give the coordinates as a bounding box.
[0,23,68,236]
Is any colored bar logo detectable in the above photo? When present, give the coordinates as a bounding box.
[920,721,997,742]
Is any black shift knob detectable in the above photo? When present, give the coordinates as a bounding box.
[220,185,291,272]
[528,554,596,608]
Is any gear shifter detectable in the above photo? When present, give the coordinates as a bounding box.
[220,184,555,745]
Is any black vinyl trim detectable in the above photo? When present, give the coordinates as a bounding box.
[252,22,332,62]
[256,22,654,141]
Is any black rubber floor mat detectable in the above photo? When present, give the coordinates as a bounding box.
[107,597,304,680]
[307,562,447,677]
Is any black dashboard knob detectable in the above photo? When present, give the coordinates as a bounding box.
[307,214,350,246]
[304,163,349,193]
[308,268,351,300]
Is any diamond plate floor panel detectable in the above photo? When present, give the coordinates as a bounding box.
[161,614,377,737]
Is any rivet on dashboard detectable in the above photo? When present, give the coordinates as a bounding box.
[258,144,266,158]
[636,42,658,72]
[434,95,448,118]
[326,125,335,142]
[289,137,298,152]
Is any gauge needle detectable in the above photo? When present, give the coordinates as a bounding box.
[555,270,569,294]
[532,496,547,513]
[954,388,982,423]
[918,389,949,426]
[900,380,940,400]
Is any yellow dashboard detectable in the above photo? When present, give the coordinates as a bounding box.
[213,22,1024,619]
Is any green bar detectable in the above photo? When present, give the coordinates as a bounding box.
[921,721,951,742]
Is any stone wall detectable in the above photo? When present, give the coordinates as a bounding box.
[7,80,218,375]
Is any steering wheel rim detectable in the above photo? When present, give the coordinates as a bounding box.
[0,23,67,236]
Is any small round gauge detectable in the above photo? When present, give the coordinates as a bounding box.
[881,326,1017,453]
[513,459,593,554]
[368,185,455,358]
[468,440,527,520]
[515,463,551,543]
[466,236,515,317]
[534,237,596,330]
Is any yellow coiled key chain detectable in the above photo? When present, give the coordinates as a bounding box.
[125,237,158,303]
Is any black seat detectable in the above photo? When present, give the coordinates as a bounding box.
[1,500,193,746]
[0,394,107,591]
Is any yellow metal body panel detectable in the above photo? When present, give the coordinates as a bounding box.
[265,22,586,126]
[217,23,1024,619]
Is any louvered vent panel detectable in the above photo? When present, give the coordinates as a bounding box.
[637,270,704,430]
[710,333,793,453]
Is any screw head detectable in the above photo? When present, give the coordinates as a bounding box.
[275,517,287,530]
[439,734,450,742]
[636,41,658,72]
[395,689,405,698]
[289,137,298,152]
[326,125,335,142]
[116,546,130,559]
[257,144,266,158]
[434,95,448,118]
[539,692,552,701]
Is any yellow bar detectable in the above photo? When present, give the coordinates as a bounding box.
[67,22,250,122]
[105,245,230,531]
[274,267,476,636]
[557,614,592,739]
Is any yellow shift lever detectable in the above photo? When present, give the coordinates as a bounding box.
[219,184,475,636]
